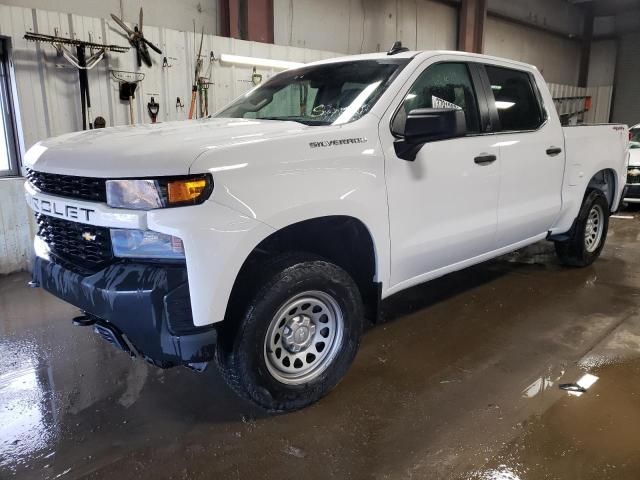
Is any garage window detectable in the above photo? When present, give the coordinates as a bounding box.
[484,65,544,132]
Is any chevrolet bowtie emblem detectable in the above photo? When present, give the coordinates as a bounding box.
[82,231,97,242]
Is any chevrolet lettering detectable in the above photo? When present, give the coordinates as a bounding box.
[29,195,95,222]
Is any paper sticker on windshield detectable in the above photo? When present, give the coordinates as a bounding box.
[432,95,462,110]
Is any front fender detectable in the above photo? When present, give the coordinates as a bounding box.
[148,201,275,326]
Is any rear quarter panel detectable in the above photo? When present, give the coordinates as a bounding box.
[551,124,629,234]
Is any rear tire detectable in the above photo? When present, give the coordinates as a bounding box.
[554,188,610,267]
[216,253,363,412]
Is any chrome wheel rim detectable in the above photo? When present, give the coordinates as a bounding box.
[264,291,344,385]
[584,204,604,253]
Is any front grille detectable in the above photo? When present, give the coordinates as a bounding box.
[628,168,640,185]
[26,168,107,202]
[36,214,113,272]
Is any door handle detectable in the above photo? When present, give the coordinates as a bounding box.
[546,147,562,156]
[474,154,497,165]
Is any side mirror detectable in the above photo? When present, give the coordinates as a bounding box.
[394,108,467,161]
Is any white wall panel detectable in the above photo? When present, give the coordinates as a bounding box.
[484,16,581,85]
[274,0,457,54]
[548,83,613,125]
[0,0,219,35]
[0,178,35,274]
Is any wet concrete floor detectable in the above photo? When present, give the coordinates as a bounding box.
[2,213,640,479]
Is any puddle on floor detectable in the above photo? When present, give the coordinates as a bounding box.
[462,359,640,480]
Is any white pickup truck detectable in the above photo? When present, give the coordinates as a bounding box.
[24,47,629,411]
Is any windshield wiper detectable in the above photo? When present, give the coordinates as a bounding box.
[257,116,330,126]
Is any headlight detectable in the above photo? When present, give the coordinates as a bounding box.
[111,229,185,259]
[106,175,213,210]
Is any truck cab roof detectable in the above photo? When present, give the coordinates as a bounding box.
[306,49,539,72]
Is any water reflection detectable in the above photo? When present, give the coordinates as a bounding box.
[0,338,55,473]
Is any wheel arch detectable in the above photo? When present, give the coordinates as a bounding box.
[586,168,617,209]
[223,215,382,327]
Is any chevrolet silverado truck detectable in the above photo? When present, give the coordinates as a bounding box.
[624,123,640,203]
[24,47,629,412]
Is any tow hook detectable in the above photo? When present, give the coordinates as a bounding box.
[73,313,97,327]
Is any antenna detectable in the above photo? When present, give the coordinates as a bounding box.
[387,41,409,56]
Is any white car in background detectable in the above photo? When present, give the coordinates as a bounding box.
[625,124,640,203]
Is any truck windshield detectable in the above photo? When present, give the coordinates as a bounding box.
[215,59,409,126]
[631,128,640,149]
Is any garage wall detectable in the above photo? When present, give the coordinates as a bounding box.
[0,178,34,274]
[611,32,640,126]
[484,16,582,85]
[273,0,458,53]
[0,0,219,35]
[0,3,340,274]
[488,0,584,38]
[0,4,339,150]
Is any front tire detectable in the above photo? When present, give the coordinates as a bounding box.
[555,188,610,267]
[216,254,363,412]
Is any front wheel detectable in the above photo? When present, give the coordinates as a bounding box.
[554,189,610,267]
[216,254,363,412]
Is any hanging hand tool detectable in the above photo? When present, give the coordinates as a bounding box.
[24,30,129,130]
[189,26,204,119]
[111,70,145,125]
[111,7,162,67]
[147,97,159,123]
[198,51,216,117]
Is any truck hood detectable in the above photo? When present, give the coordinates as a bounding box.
[24,118,307,177]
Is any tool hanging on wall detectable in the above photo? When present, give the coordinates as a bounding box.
[24,30,129,130]
[111,7,162,67]
[111,70,145,125]
[198,51,217,117]
[188,26,204,120]
[147,97,159,123]
[251,67,263,86]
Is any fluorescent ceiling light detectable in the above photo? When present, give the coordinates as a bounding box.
[220,54,304,70]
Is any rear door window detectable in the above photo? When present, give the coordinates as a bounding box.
[485,65,544,132]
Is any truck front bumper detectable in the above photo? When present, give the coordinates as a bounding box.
[32,255,218,367]
[624,183,640,203]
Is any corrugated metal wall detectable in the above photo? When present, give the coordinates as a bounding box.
[548,83,614,125]
[0,4,340,150]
